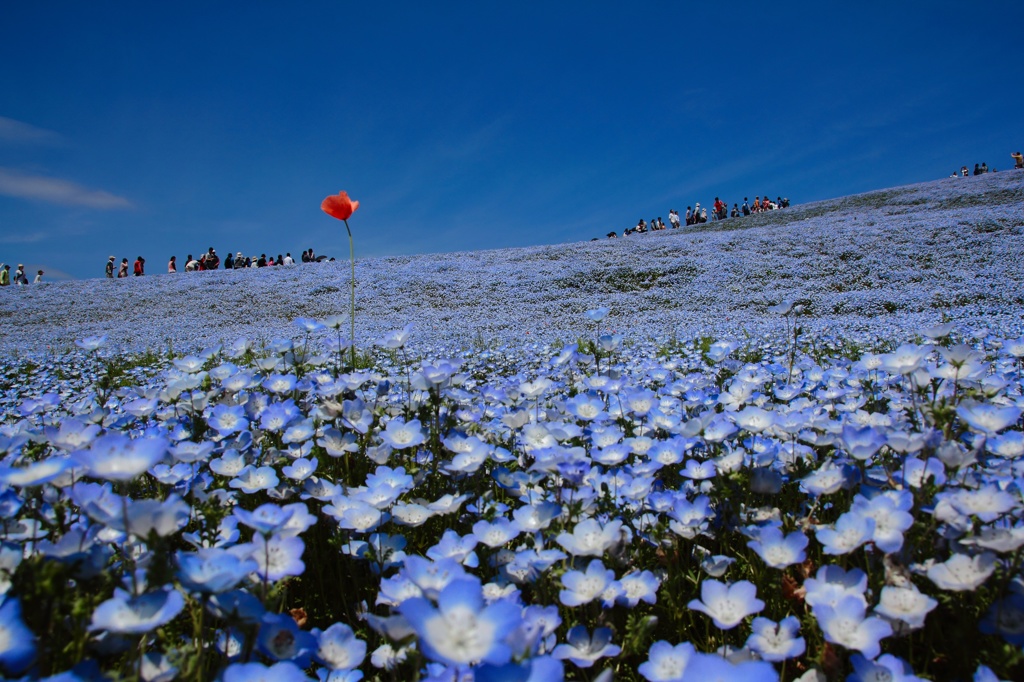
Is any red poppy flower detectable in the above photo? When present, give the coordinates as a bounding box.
[321,191,359,221]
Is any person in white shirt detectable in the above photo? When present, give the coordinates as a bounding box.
[33,270,43,283]
[283,253,294,265]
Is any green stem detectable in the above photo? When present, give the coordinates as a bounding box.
[344,218,356,370]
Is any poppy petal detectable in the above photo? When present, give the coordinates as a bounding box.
[321,191,359,221]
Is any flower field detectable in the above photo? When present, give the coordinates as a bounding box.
[1,173,1024,680]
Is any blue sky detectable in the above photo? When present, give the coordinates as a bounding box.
[2,1,1022,280]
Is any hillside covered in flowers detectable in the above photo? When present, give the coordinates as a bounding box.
[1,170,1022,357]
[0,172,1023,681]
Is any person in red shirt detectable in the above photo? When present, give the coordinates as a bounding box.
[713,197,726,220]
[133,257,145,276]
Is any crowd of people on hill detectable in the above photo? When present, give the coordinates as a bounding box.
[0,263,44,286]
[948,152,1023,178]
[0,246,332,286]
[101,247,332,279]
[609,194,790,238]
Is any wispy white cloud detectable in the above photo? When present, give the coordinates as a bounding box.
[0,229,48,244]
[0,167,132,209]
[0,116,62,145]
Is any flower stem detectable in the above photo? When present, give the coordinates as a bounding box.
[344,218,356,370]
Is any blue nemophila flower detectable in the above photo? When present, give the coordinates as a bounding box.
[169,440,215,464]
[223,371,259,393]
[926,551,997,591]
[222,661,314,682]
[260,399,301,431]
[426,530,479,568]
[391,502,434,527]
[177,548,258,594]
[413,360,461,390]
[563,392,606,421]
[379,418,426,450]
[342,533,407,572]
[512,501,561,532]
[597,333,621,354]
[141,650,178,682]
[172,355,206,373]
[472,517,523,549]
[894,456,946,488]
[350,483,404,510]
[122,494,191,537]
[747,525,808,569]
[210,361,240,381]
[508,604,562,656]
[618,570,660,607]
[379,324,414,349]
[316,668,363,681]
[318,428,358,457]
[874,584,938,631]
[263,373,298,395]
[399,576,520,667]
[680,458,716,480]
[208,404,250,436]
[243,533,306,582]
[800,460,850,497]
[230,465,280,494]
[475,656,564,682]
[90,587,186,635]
[552,625,620,669]
[74,334,107,351]
[400,556,468,600]
[701,414,738,443]
[815,594,892,659]
[957,400,1022,435]
[622,387,658,417]
[283,418,316,444]
[119,396,158,421]
[841,423,887,461]
[234,502,295,535]
[313,622,367,671]
[666,495,714,540]
[555,517,624,556]
[879,343,930,375]
[257,612,317,667]
[0,455,73,488]
[0,597,37,675]
[73,433,168,481]
[847,653,924,682]
[282,456,318,481]
[44,417,101,451]
[584,307,610,322]
[804,565,868,610]
[559,559,621,607]
[340,399,373,434]
[851,490,914,554]
[698,551,736,578]
[816,509,876,556]
[639,640,698,681]
[210,449,247,477]
[745,615,805,662]
[326,499,388,533]
[37,528,110,579]
[687,579,764,630]
[948,485,1018,523]
[294,317,326,334]
[732,406,775,433]
[150,462,196,486]
[256,356,284,373]
[377,573,424,607]
[207,589,266,623]
[980,592,1024,646]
